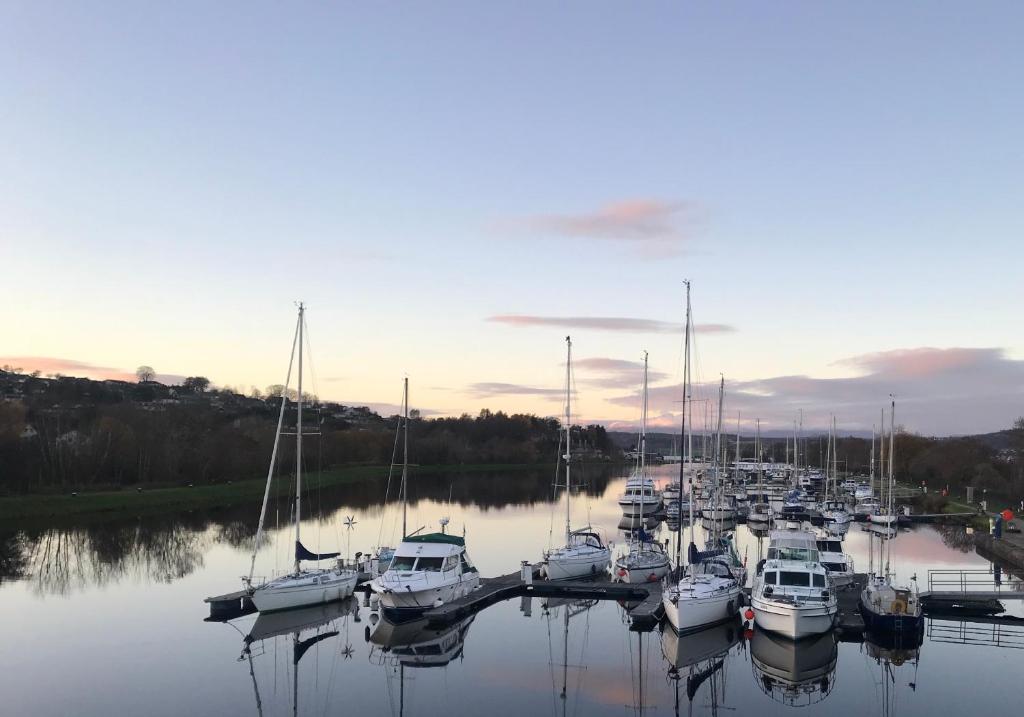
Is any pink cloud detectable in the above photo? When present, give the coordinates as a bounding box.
[487,315,735,335]
[836,347,999,379]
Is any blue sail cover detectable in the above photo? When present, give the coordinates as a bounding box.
[295,540,340,562]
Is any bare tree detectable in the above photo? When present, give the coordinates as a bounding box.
[136,366,155,383]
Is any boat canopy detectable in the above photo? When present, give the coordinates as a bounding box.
[404,533,465,546]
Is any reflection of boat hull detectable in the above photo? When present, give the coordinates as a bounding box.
[247,597,357,643]
[252,569,358,613]
[369,614,475,667]
[661,618,742,670]
[751,627,837,702]
[869,513,897,526]
[619,498,663,516]
[751,597,837,639]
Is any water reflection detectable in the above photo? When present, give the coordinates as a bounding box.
[661,618,744,712]
[750,628,838,707]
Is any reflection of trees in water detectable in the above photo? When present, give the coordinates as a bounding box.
[0,465,620,594]
[3,516,209,596]
[935,524,974,553]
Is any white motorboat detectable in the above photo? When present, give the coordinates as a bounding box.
[750,529,837,639]
[543,337,611,580]
[854,484,873,501]
[618,474,663,516]
[663,556,742,634]
[821,500,852,525]
[815,536,855,586]
[371,532,480,612]
[244,304,358,613]
[662,481,681,503]
[854,496,881,519]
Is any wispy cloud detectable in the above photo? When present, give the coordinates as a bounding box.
[574,357,670,390]
[518,199,700,257]
[464,382,564,400]
[488,315,735,335]
[604,347,1024,436]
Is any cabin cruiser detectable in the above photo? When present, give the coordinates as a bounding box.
[663,555,742,634]
[618,474,663,516]
[544,528,611,580]
[662,480,681,503]
[750,530,838,639]
[821,499,852,525]
[854,484,873,501]
[370,533,480,613]
[815,536,855,586]
[854,496,880,520]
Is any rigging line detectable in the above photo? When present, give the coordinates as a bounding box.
[376,391,404,551]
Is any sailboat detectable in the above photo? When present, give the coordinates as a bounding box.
[821,417,852,525]
[615,352,671,583]
[370,378,480,612]
[860,397,924,634]
[870,407,898,527]
[748,419,772,524]
[543,336,611,580]
[245,304,358,613]
[663,283,742,634]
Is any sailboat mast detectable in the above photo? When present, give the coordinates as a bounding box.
[714,377,724,541]
[886,396,896,577]
[735,412,741,480]
[402,377,409,538]
[294,302,304,575]
[640,350,648,531]
[680,282,694,564]
[832,416,838,498]
[565,336,572,544]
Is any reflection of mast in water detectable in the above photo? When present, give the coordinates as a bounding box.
[864,632,921,717]
[238,597,358,717]
[661,618,743,717]
[543,597,596,717]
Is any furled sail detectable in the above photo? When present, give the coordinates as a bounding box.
[295,540,340,562]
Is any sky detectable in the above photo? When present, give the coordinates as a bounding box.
[2,1,1022,436]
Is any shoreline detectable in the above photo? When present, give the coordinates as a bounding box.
[0,463,557,524]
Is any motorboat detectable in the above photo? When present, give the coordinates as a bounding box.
[750,529,837,639]
[370,532,480,613]
[814,536,855,586]
[618,474,663,516]
[854,496,881,520]
[821,500,852,525]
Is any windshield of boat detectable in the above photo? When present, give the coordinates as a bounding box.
[416,557,444,572]
[816,540,843,553]
[695,560,732,578]
[767,545,819,562]
[389,555,417,571]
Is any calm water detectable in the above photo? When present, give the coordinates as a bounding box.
[1,463,1020,716]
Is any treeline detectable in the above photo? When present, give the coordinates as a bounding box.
[0,371,617,494]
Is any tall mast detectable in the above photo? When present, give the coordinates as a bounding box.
[756,419,763,495]
[640,351,648,529]
[886,396,896,577]
[825,417,832,499]
[680,282,694,565]
[832,416,839,498]
[735,412,741,481]
[401,377,409,538]
[714,376,725,541]
[294,302,304,575]
[564,336,572,544]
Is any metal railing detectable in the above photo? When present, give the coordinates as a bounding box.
[926,569,1019,595]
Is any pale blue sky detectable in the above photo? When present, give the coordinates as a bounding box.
[2,1,1021,434]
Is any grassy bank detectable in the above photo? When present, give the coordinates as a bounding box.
[0,463,548,523]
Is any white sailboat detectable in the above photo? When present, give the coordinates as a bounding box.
[543,336,611,580]
[869,407,898,526]
[663,283,742,634]
[821,417,852,525]
[246,304,358,613]
[615,352,670,583]
[748,419,772,524]
[371,379,480,612]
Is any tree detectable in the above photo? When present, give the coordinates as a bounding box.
[410,409,421,420]
[136,366,156,383]
[182,376,210,393]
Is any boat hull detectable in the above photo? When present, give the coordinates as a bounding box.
[373,573,480,613]
[869,513,897,526]
[663,586,742,634]
[544,549,611,580]
[614,559,671,583]
[751,597,837,639]
[618,499,663,516]
[252,571,358,613]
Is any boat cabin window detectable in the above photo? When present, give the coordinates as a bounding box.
[417,557,445,572]
[443,555,459,571]
[764,571,778,585]
[460,553,477,573]
[695,561,731,578]
[816,541,842,553]
[389,555,417,571]
[813,573,826,587]
[767,546,818,562]
[779,571,810,587]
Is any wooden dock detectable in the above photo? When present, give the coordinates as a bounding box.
[204,589,256,621]
[421,569,665,631]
